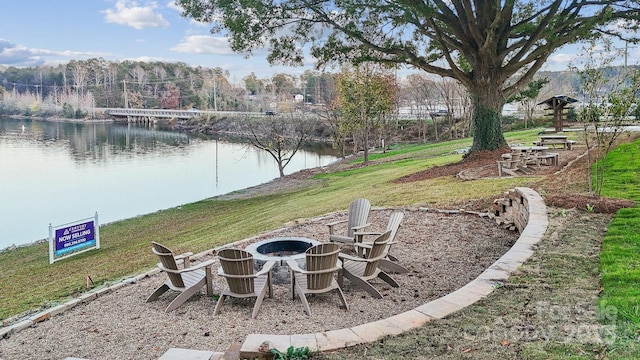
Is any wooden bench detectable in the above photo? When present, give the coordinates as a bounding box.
[531,152,559,166]
[497,153,535,177]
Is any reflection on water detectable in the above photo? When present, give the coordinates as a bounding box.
[0,119,193,163]
[0,118,338,249]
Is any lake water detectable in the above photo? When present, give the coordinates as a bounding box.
[0,118,338,249]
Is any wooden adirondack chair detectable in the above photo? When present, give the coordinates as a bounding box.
[214,248,275,319]
[353,211,409,274]
[146,241,215,312]
[326,198,371,244]
[286,243,349,316]
[338,230,400,298]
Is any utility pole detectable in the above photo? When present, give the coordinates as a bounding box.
[123,79,128,108]
[74,85,79,110]
[34,85,40,102]
[213,76,218,111]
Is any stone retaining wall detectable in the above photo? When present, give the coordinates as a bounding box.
[491,187,534,232]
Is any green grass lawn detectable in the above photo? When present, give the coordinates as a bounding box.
[597,139,640,349]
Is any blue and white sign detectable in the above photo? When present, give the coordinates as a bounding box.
[49,213,100,264]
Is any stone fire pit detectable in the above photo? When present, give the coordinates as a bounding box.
[245,237,320,284]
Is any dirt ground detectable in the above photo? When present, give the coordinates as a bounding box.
[317,209,616,359]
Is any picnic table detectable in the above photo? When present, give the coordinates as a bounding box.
[511,145,549,154]
[498,145,559,176]
[534,135,576,150]
[512,145,560,166]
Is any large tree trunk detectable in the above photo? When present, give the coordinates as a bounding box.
[469,81,508,152]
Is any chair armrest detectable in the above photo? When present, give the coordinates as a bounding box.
[338,252,369,263]
[326,219,347,227]
[353,242,373,251]
[255,260,276,277]
[176,258,215,273]
[351,223,371,231]
[174,252,194,260]
[353,231,383,237]
[285,259,306,274]
[158,258,215,274]
[174,252,194,267]
[326,219,347,234]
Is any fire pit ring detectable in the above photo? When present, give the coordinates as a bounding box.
[245,237,321,266]
[245,237,321,284]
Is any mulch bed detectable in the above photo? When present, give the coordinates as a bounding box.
[394,146,635,214]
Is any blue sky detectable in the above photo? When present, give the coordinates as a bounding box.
[0,0,308,82]
[0,0,636,83]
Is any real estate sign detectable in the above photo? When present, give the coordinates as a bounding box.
[49,213,100,264]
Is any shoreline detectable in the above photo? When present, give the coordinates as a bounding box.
[1,115,345,252]
[4,113,114,123]
[0,153,352,254]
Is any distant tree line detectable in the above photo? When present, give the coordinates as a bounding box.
[0,58,481,144]
[0,58,339,116]
[2,57,634,148]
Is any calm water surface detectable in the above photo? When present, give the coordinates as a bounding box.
[0,118,338,249]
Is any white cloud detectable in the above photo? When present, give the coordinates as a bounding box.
[631,47,640,66]
[165,0,182,12]
[103,0,170,30]
[549,53,576,64]
[545,53,578,70]
[0,39,42,66]
[171,35,235,55]
[0,38,107,67]
[165,0,208,27]
[125,55,172,63]
[189,18,213,28]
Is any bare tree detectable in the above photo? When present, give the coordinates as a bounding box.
[403,74,438,142]
[434,77,460,139]
[130,65,147,89]
[452,82,472,137]
[239,115,318,177]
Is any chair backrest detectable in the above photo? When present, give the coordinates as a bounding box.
[346,198,371,237]
[218,248,256,295]
[152,242,184,288]
[304,243,341,291]
[385,212,404,241]
[362,230,391,276]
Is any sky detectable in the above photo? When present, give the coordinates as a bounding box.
[0,0,311,82]
[0,0,637,83]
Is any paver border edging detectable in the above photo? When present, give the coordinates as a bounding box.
[238,187,548,358]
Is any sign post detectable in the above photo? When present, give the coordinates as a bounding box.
[49,213,100,264]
